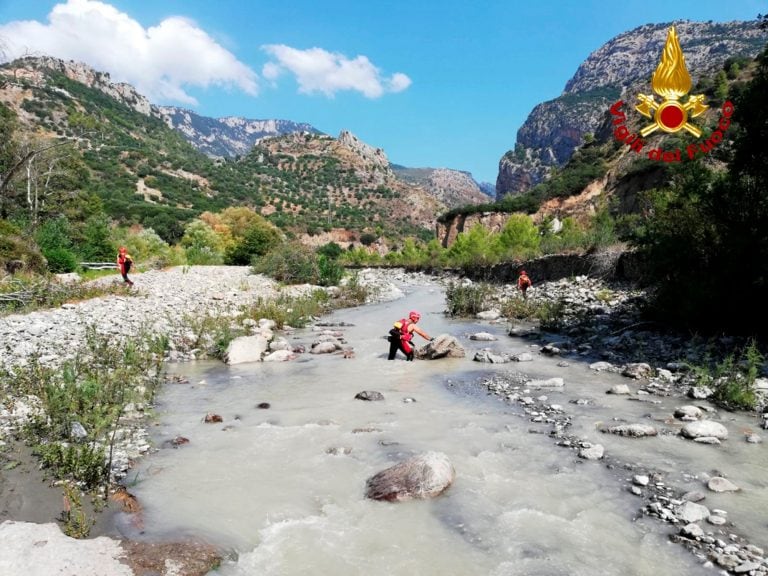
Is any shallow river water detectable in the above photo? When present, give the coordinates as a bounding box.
[126,282,767,575]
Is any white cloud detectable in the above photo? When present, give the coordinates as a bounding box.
[262,44,411,98]
[0,0,258,105]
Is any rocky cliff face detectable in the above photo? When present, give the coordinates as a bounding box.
[392,166,490,208]
[157,106,320,158]
[1,56,154,116]
[497,19,768,200]
[436,211,513,248]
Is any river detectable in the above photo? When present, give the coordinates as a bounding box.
[124,281,767,575]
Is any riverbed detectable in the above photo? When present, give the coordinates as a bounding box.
[116,281,767,575]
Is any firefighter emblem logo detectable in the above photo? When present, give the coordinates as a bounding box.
[635,26,708,138]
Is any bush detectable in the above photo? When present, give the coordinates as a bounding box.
[181,220,224,265]
[43,247,78,273]
[36,216,72,252]
[445,281,494,317]
[692,340,764,411]
[317,241,343,260]
[359,232,377,246]
[225,220,282,265]
[318,254,344,286]
[252,241,319,284]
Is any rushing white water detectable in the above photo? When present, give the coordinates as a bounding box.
[126,282,766,575]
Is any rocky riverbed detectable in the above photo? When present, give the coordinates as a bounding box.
[0,266,435,576]
[465,275,768,575]
[1,266,766,575]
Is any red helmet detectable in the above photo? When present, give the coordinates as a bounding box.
[408,311,421,321]
[520,270,527,275]
[118,246,127,254]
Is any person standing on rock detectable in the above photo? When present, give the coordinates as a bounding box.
[517,269,532,299]
[388,310,433,361]
[117,246,134,286]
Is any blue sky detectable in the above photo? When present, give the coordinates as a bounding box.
[0,0,765,184]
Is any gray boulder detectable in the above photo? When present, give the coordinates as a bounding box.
[622,363,652,379]
[603,424,658,437]
[681,420,728,440]
[416,334,465,360]
[311,341,338,354]
[473,350,512,364]
[365,452,455,502]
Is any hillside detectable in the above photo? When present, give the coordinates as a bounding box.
[392,165,490,207]
[496,19,768,199]
[0,56,444,241]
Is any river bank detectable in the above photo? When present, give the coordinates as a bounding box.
[1,266,766,575]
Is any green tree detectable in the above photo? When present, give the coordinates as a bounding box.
[79,216,115,261]
[497,214,540,259]
[225,219,282,265]
[181,219,225,265]
[446,224,500,270]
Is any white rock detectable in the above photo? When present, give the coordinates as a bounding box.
[578,444,605,460]
[607,384,631,395]
[675,501,710,523]
[0,521,132,576]
[225,334,269,364]
[589,361,614,371]
[528,377,564,388]
[469,332,497,341]
[263,350,295,362]
[707,477,740,493]
[681,420,728,440]
[476,310,501,321]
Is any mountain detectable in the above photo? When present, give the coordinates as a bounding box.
[157,106,321,158]
[391,165,491,207]
[0,56,442,240]
[496,19,768,200]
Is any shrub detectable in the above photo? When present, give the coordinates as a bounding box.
[36,216,73,252]
[225,220,282,265]
[317,241,343,260]
[359,232,377,246]
[445,281,494,317]
[252,241,319,284]
[43,247,78,273]
[692,340,764,411]
[181,220,224,265]
[318,254,344,286]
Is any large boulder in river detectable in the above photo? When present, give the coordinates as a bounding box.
[415,334,465,360]
[681,420,728,440]
[224,335,269,364]
[365,452,455,502]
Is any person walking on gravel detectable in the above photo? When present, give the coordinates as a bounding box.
[117,246,134,286]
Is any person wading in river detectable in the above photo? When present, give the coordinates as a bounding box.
[117,246,134,286]
[388,310,433,361]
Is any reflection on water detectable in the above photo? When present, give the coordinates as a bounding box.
[128,284,752,575]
